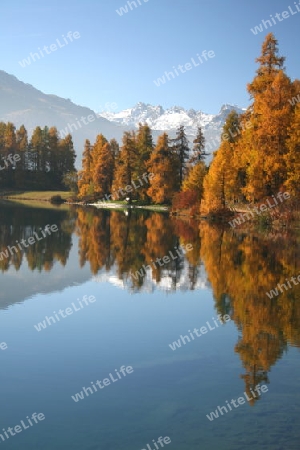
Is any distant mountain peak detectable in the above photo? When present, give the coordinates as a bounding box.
[219,103,244,113]
[98,102,246,161]
[99,102,246,133]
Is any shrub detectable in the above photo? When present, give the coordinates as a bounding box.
[50,195,65,204]
[172,190,199,211]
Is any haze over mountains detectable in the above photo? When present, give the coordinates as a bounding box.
[0,70,245,166]
[0,70,126,168]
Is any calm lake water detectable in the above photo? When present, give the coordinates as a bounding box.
[0,202,299,450]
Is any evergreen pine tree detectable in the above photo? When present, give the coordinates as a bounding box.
[78,139,93,198]
[171,125,190,185]
[190,126,207,163]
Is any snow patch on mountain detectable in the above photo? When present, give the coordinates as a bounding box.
[99,102,246,158]
[99,102,245,134]
[93,259,210,293]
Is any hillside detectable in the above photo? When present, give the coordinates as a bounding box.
[0,70,126,167]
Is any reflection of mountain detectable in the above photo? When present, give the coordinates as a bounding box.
[0,204,91,309]
[200,222,300,401]
[0,235,91,310]
[94,260,209,293]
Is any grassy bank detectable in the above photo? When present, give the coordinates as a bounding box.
[0,191,73,210]
[0,191,71,202]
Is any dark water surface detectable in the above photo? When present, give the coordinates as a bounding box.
[0,202,299,450]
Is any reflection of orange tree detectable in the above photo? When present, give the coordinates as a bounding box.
[76,208,145,278]
[75,209,203,290]
[172,217,202,289]
[76,209,168,287]
[200,222,300,401]
[76,208,114,274]
[110,210,148,288]
[142,213,177,283]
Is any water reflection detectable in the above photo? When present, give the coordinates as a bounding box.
[0,202,75,272]
[200,221,300,403]
[1,203,300,398]
[76,208,203,291]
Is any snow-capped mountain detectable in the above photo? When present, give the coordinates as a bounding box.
[99,102,246,158]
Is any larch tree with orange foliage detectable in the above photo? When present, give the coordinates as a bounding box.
[93,142,114,198]
[146,133,179,204]
[112,131,137,201]
[243,33,294,199]
[285,103,300,197]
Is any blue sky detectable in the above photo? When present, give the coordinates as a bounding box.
[0,0,299,114]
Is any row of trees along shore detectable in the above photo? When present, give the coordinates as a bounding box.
[78,33,300,218]
[0,124,76,190]
[78,123,207,204]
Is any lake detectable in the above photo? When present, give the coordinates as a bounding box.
[0,202,299,450]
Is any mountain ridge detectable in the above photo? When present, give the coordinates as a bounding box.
[0,70,127,168]
[0,70,246,165]
[99,102,246,157]
[99,101,245,129]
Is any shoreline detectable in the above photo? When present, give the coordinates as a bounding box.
[89,202,169,211]
[0,195,169,212]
